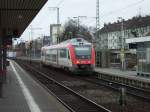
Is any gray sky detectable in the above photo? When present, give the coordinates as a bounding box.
[20,0,150,41]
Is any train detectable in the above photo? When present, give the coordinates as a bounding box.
[41,38,95,74]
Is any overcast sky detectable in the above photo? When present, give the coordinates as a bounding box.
[19,0,150,41]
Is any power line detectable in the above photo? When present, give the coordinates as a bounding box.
[102,0,144,18]
[99,0,109,4]
[56,0,65,7]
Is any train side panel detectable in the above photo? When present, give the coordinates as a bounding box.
[58,48,72,68]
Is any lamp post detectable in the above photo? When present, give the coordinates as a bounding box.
[118,17,125,71]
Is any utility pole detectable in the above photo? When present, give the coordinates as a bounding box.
[96,0,100,68]
[96,0,100,30]
[118,17,125,71]
[96,0,100,49]
[73,16,87,34]
[57,7,60,43]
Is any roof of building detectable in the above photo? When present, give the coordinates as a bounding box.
[98,15,150,34]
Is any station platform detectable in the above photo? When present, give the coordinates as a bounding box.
[95,67,138,79]
[95,67,137,76]
[95,68,150,83]
[0,60,70,112]
[95,67,150,89]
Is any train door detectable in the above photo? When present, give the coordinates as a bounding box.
[59,48,68,67]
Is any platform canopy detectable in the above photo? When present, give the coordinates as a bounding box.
[126,36,150,43]
[0,0,48,38]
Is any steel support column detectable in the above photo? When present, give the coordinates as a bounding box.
[0,30,7,98]
[0,9,2,97]
[0,31,3,98]
[2,36,6,79]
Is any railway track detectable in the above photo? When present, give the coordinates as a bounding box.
[15,59,150,112]
[83,76,150,102]
[21,59,150,102]
[17,60,111,112]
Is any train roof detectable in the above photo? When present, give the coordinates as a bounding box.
[42,38,92,49]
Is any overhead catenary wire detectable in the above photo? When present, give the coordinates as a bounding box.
[102,0,145,18]
[56,0,65,7]
[83,0,145,27]
[71,0,145,28]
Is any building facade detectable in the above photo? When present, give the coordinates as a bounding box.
[50,24,63,44]
[96,15,150,68]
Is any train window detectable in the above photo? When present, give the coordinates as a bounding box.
[60,49,67,58]
[52,54,57,62]
[50,49,57,62]
[75,47,91,59]
[45,49,57,62]
[45,50,51,61]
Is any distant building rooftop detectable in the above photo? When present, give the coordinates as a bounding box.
[99,15,150,34]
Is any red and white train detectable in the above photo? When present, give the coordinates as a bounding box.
[41,38,95,74]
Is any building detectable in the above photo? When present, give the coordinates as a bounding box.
[50,24,62,44]
[42,36,51,46]
[96,15,150,68]
[31,36,51,57]
[16,36,51,58]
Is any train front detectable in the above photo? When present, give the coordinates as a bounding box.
[70,38,95,74]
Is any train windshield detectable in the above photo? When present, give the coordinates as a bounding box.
[75,47,91,59]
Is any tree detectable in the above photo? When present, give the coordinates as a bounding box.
[60,19,93,42]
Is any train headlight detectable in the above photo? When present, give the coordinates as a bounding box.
[76,60,80,64]
[88,61,91,63]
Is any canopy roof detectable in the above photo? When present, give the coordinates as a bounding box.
[126,36,150,43]
[0,0,47,37]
